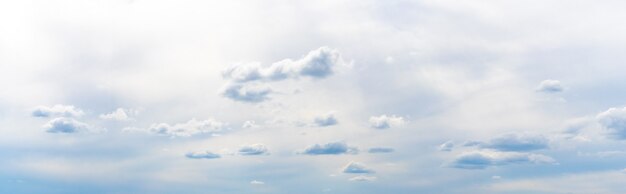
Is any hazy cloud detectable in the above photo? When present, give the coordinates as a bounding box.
[536,79,564,93]
[220,83,272,103]
[32,104,84,118]
[99,108,136,121]
[449,151,557,169]
[148,118,227,137]
[238,144,269,155]
[473,133,550,152]
[342,162,374,174]
[349,176,377,182]
[185,151,221,159]
[368,147,394,153]
[597,107,626,140]
[313,112,338,127]
[43,117,91,133]
[439,141,454,152]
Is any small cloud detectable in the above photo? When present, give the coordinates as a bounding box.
[349,175,377,182]
[439,141,454,152]
[238,144,269,156]
[222,47,346,83]
[43,117,91,133]
[99,108,137,121]
[492,175,502,180]
[369,115,405,129]
[148,118,228,137]
[242,120,259,128]
[597,107,626,140]
[368,147,394,153]
[448,151,557,169]
[299,142,358,155]
[185,151,221,159]
[250,180,265,185]
[468,133,549,152]
[342,161,374,174]
[32,104,84,118]
[220,83,272,103]
[313,112,338,127]
[536,79,564,93]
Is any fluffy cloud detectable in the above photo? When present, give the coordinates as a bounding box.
[185,151,221,159]
[238,144,269,155]
[348,176,377,182]
[472,133,550,152]
[242,120,259,128]
[220,83,272,103]
[597,107,626,140]
[222,47,345,83]
[32,104,84,118]
[449,151,557,169]
[148,118,228,137]
[299,142,358,155]
[313,112,338,127]
[42,117,91,133]
[367,147,394,153]
[342,162,374,174]
[369,115,405,129]
[99,108,136,121]
[536,79,564,93]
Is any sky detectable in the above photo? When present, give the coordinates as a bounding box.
[2,0,626,193]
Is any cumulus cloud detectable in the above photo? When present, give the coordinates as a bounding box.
[597,107,626,140]
[148,118,228,137]
[536,79,564,93]
[313,112,338,127]
[99,108,137,121]
[220,83,272,103]
[299,142,358,155]
[222,47,345,83]
[369,115,405,129]
[185,151,221,159]
[449,151,557,169]
[439,141,454,152]
[471,133,550,152]
[368,147,394,153]
[32,104,84,118]
[349,176,377,182]
[238,144,269,155]
[342,162,374,174]
[43,117,91,133]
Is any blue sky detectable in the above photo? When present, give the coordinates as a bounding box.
[2,0,626,193]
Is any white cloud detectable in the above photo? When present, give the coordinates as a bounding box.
[242,120,259,128]
[185,151,221,159]
[439,141,454,152]
[32,104,84,118]
[369,115,405,129]
[42,117,91,133]
[449,151,557,169]
[99,108,137,121]
[238,144,269,156]
[148,118,228,137]
[470,133,550,152]
[299,142,358,155]
[220,83,272,103]
[348,175,377,182]
[250,180,265,185]
[313,112,338,127]
[597,106,626,140]
[536,79,564,93]
[222,47,346,83]
[342,161,374,174]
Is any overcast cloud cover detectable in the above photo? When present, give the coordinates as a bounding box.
[2,0,626,193]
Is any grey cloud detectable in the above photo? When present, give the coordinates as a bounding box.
[342,162,374,174]
[186,151,221,159]
[468,133,549,152]
[148,118,227,137]
[222,47,345,83]
[348,176,377,182]
[32,104,84,118]
[597,107,626,140]
[439,141,454,152]
[300,142,358,155]
[220,83,272,103]
[43,117,90,133]
[238,144,269,155]
[369,115,405,129]
[313,112,338,127]
[368,147,394,153]
[536,79,564,93]
[449,151,557,169]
